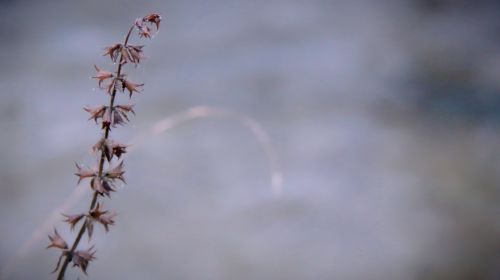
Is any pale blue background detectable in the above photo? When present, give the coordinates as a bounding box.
[0,0,499,279]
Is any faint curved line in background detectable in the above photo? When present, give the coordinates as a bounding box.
[1,105,283,279]
[146,105,283,194]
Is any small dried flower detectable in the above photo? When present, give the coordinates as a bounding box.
[111,141,127,158]
[75,163,96,184]
[105,161,126,183]
[113,104,135,125]
[101,179,116,195]
[62,213,85,231]
[92,65,114,88]
[90,177,115,197]
[84,105,107,123]
[106,77,121,95]
[97,212,117,232]
[135,13,161,38]
[126,45,144,65]
[120,47,131,65]
[105,139,128,160]
[112,108,126,126]
[143,13,161,30]
[115,45,145,65]
[115,104,135,115]
[103,43,122,62]
[102,107,112,127]
[47,229,68,250]
[92,138,128,161]
[72,246,96,275]
[89,203,117,232]
[136,21,152,38]
[86,106,131,129]
[91,138,106,154]
[121,78,143,97]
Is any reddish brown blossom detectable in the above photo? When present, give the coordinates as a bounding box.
[92,138,128,161]
[89,203,117,232]
[62,213,85,231]
[105,139,128,159]
[75,163,96,184]
[119,47,131,65]
[106,77,120,94]
[90,177,115,197]
[102,107,112,128]
[113,104,135,124]
[136,22,151,38]
[91,138,106,155]
[114,44,145,65]
[88,105,133,128]
[115,104,135,115]
[121,78,143,97]
[85,106,128,128]
[47,229,68,250]
[126,45,144,65]
[111,108,125,126]
[72,246,96,275]
[105,161,126,183]
[97,212,117,232]
[84,105,107,123]
[103,43,122,62]
[135,13,161,38]
[92,65,114,88]
[83,204,115,239]
[143,13,161,30]
[111,141,127,158]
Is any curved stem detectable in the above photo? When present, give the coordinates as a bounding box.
[56,25,135,280]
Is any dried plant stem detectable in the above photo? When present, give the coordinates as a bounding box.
[47,13,161,278]
[55,25,134,280]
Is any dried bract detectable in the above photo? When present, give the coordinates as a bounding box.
[111,142,127,158]
[89,203,117,232]
[106,139,128,159]
[75,163,96,184]
[121,78,143,97]
[47,229,68,250]
[90,177,115,197]
[143,13,161,30]
[92,65,114,88]
[128,45,144,63]
[115,104,135,115]
[105,161,125,183]
[84,105,107,123]
[103,43,122,62]
[72,246,96,275]
[92,138,127,161]
[136,20,152,38]
[62,213,85,231]
[113,44,145,65]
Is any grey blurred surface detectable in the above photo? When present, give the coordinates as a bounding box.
[1,0,499,279]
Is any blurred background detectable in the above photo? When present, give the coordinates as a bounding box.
[0,0,499,279]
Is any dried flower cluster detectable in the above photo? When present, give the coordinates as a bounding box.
[47,13,161,279]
